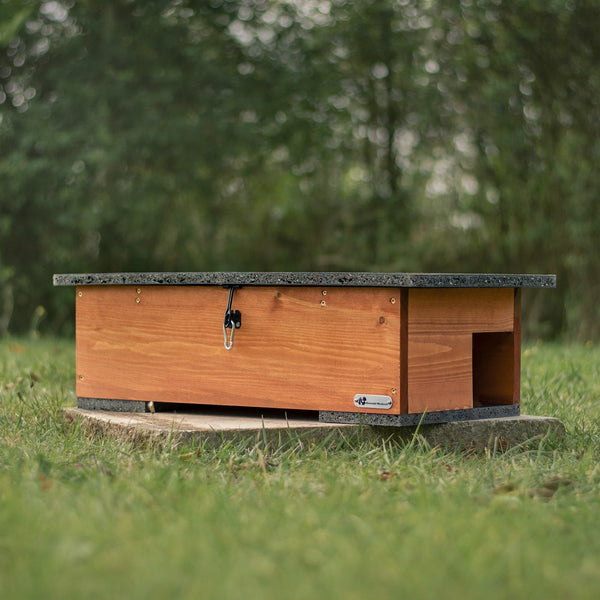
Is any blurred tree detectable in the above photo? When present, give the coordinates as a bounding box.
[0,0,598,338]
[0,0,300,330]
[415,0,600,338]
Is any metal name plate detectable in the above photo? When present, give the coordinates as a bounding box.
[353,394,393,410]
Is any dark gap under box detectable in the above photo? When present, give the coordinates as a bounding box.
[53,272,556,426]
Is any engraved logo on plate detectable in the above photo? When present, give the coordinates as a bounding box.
[353,394,393,410]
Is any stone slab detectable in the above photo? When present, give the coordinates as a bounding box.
[53,272,556,289]
[63,407,565,452]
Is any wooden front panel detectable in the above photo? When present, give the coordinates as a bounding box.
[408,288,515,413]
[76,285,402,413]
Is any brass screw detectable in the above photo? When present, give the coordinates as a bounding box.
[391,388,397,394]
[79,375,84,381]
[78,291,83,297]
[136,297,141,304]
[136,288,142,294]
[322,290,327,296]
[390,297,396,304]
[321,300,326,306]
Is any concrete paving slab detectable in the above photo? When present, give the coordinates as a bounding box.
[63,406,566,452]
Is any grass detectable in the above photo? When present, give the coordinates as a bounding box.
[1,337,600,599]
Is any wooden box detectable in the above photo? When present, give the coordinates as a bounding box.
[53,272,555,426]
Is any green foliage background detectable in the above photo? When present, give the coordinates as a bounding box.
[1,0,598,339]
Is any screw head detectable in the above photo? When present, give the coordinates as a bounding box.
[390,297,396,304]
[136,297,141,304]
[391,388,397,394]
[136,288,142,294]
[78,291,83,297]
[320,300,326,306]
[322,290,327,296]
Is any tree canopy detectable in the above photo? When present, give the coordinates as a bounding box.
[1,0,598,339]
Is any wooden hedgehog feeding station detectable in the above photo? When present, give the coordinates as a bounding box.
[53,272,555,427]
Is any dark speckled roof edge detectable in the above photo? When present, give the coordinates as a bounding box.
[53,272,556,288]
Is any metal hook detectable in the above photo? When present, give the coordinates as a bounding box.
[223,286,242,350]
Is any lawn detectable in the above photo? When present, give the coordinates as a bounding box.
[1,337,599,599]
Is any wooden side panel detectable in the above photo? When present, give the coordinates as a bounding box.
[408,288,515,333]
[408,288,515,414]
[76,285,401,413]
[407,333,473,413]
[513,288,522,405]
[472,290,521,406]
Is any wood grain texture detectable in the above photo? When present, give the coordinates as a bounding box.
[407,333,473,413]
[408,288,515,333]
[513,288,522,405]
[399,289,409,414]
[407,288,515,413]
[76,285,401,413]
